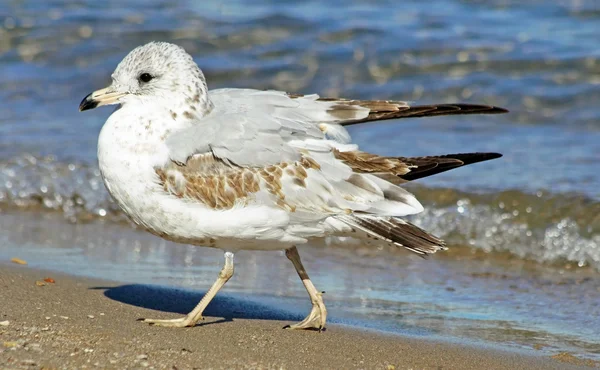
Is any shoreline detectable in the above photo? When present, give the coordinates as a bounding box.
[1,263,593,369]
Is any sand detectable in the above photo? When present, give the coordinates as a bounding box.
[0,263,592,370]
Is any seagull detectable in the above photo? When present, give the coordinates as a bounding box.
[79,41,506,330]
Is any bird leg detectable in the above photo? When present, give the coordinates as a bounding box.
[140,251,234,327]
[284,246,327,331]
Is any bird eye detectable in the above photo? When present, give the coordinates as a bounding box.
[139,73,153,83]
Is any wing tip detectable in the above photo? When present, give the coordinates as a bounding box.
[398,152,503,182]
[489,106,509,114]
[454,104,509,114]
[457,152,503,163]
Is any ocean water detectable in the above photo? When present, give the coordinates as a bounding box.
[1,0,599,361]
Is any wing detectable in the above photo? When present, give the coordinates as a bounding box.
[161,89,504,254]
[163,96,425,218]
[206,89,507,143]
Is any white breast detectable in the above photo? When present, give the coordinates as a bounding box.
[98,108,172,231]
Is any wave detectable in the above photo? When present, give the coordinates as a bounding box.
[1,154,598,270]
[407,186,600,270]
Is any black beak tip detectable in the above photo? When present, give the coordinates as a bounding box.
[79,93,98,112]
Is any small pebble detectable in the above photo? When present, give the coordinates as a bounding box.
[136,354,148,360]
[0,320,9,326]
[10,257,27,265]
[29,344,43,353]
[87,315,95,319]
[59,316,69,320]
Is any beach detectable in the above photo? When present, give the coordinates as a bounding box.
[1,263,594,369]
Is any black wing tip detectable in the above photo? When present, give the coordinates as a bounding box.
[451,104,509,114]
[399,152,502,181]
[436,152,503,167]
[491,106,509,114]
[454,152,503,162]
[334,101,509,126]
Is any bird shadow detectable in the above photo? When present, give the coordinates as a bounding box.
[90,284,433,335]
[90,284,305,326]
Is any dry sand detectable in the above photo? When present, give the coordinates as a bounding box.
[0,263,592,369]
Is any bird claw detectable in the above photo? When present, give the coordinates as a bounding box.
[138,316,202,328]
[283,299,327,331]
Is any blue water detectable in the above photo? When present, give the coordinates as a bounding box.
[1,0,600,361]
[2,0,600,195]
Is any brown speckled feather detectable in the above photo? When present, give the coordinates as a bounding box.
[155,153,319,211]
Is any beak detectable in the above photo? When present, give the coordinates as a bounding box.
[79,87,127,111]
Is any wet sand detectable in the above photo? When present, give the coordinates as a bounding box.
[0,263,591,369]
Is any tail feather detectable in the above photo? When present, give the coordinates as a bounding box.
[338,215,446,255]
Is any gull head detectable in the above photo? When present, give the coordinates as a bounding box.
[79,42,212,116]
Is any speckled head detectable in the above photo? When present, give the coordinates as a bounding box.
[79,42,213,118]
